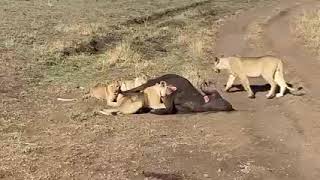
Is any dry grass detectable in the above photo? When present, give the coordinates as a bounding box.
[176,26,219,86]
[54,23,105,36]
[99,40,142,69]
[189,37,205,59]
[294,10,320,57]
[0,0,274,179]
[177,29,209,59]
[176,30,205,85]
[181,62,202,86]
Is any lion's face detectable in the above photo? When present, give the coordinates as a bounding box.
[107,81,121,102]
[158,81,177,97]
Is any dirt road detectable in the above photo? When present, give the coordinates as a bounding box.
[212,0,320,179]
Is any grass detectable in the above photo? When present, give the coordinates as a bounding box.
[0,0,275,179]
[21,0,267,87]
[41,15,216,87]
[293,9,320,57]
[101,40,143,68]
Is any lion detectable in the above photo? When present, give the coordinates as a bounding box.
[57,81,121,105]
[83,81,121,107]
[212,55,302,98]
[120,74,148,91]
[99,81,177,115]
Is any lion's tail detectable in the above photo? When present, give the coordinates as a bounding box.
[275,60,285,81]
[287,86,305,96]
[276,60,304,96]
[99,109,119,115]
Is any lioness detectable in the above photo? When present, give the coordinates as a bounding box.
[99,81,177,115]
[212,55,300,98]
[83,81,121,106]
[120,74,148,91]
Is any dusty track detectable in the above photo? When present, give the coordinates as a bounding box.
[214,0,320,179]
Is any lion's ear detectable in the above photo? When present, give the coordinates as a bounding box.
[114,80,121,86]
[214,57,220,63]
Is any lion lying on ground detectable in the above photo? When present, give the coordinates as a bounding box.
[83,74,148,102]
[120,74,148,91]
[99,81,177,115]
[212,55,303,98]
[83,81,121,106]
[57,81,121,106]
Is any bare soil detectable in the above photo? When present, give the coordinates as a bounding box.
[1,0,320,180]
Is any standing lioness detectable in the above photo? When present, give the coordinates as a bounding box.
[212,55,300,98]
